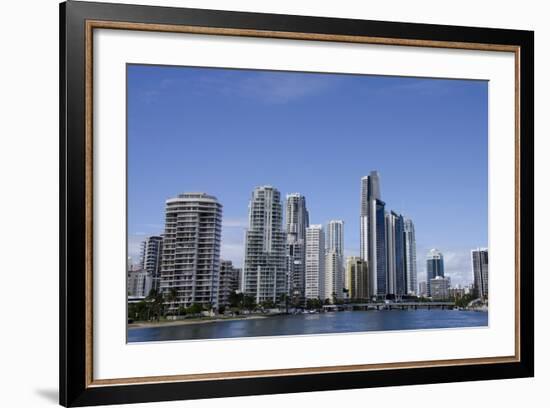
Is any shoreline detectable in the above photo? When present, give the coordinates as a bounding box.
[128,314,269,329]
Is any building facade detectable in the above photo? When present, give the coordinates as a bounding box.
[472,248,489,299]
[403,218,418,295]
[430,276,450,300]
[159,193,222,311]
[385,211,406,297]
[426,248,445,297]
[418,281,428,297]
[346,256,369,300]
[140,235,163,292]
[325,220,344,302]
[243,186,287,303]
[360,171,387,298]
[449,286,466,300]
[218,260,241,307]
[285,193,309,301]
[127,265,152,298]
[325,251,342,302]
[305,224,325,300]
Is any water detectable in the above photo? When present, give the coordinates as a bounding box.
[127,309,488,343]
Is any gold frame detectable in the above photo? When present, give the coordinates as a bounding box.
[84,20,521,388]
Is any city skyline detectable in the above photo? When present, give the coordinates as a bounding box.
[128,65,488,287]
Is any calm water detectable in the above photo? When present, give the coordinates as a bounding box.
[128,310,488,342]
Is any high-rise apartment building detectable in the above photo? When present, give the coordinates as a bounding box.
[127,264,152,298]
[426,248,445,297]
[346,256,369,300]
[243,186,287,303]
[418,281,428,297]
[325,220,344,302]
[403,218,418,295]
[326,219,344,255]
[140,235,163,292]
[325,251,342,302]
[285,193,309,301]
[430,276,450,300]
[472,248,489,299]
[360,171,387,298]
[385,211,406,296]
[218,260,241,307]
[159,193,222,311]
[305,224,325,300]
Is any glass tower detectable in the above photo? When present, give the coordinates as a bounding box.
[426,248,445,297]
[472,248,489,299]
[285,193,309,301]
[404,218,418,295]
[360,171,387,299]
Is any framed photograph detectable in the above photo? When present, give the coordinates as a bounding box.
[60,1,534,406]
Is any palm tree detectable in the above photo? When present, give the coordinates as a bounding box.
[166,287,178,318]
[145,288,164,321]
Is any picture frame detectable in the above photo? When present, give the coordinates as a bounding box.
[59,0,534,406]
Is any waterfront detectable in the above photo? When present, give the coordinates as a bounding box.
[127,309,488,343]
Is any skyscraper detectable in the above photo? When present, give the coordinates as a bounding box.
[346,256,369,300]
[127,264,152,298]
[418,281,428,297]
[430,276,451,300]
[325,252,342,303]
[404,218,418,295]
[385,211,406,296]
[326,219,344,255]
[360,171,387,298]
[243,186,287,303]
[472,248,489,299]
[325,220,344,301]
[305,224,325,300]
[426,248,445,297]
[218,260,241,307]
[159,193,222,311]
[285,193,309,301]
[139,235,163,292]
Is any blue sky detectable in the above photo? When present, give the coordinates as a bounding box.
[127,64,488,287]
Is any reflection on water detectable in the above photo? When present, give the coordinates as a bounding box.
[128,309,488,343]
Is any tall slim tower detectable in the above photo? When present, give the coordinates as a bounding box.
[325,220,344,302]
[360,171,387,298]
[160,193,222,311]
[472,248,489,299]
[243,186,287,303]
[140,235,163,292]
[385,211,406,296]
[285,193,309,300]
[305,225,325,300]
[404,218,418,295]
[326,219,344,255]
[426,248,444,297]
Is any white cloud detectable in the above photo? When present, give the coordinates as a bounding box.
[234,72,336,104]
[222,218,248,228]
[417,247,474,288]
[443,250,474,287]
